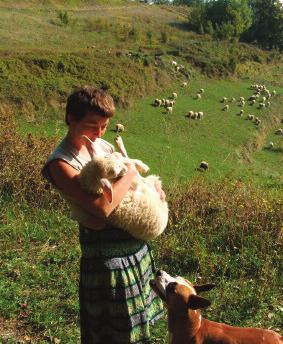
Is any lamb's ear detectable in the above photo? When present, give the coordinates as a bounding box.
[187,295,211,310]
[81,135,97,157]
[100,178,113,204]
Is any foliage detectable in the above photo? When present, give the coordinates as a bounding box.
[57,10,69,26]
[188,0,252,40]
[241,0,283,51]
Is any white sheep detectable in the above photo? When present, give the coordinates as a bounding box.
[199,161,208,170]
[182,81,188,87]
[172,92,178,99]
[199,88,204,93]
[115,123,125,133]
[166,106,173,114]
[222,97,228,103]
[196,93,202,100]
[154,98,162,107]
[186,110,194,118]
[269,142,274,149]
[223,104,229,111]
[275,128,283,135]
[239,109,244,116]
[70,136,168,241]
[197,111,204,119]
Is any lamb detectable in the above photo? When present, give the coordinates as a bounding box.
[269,142,274,149]
[182,81,188,87]
[199,161,208,170]
[197,111,204,119]
[186,110,194,118]
[70,135,168,241]
[196,93,202,100]
[223,104,229,111]
[172,92,178,99]
[115,123,125,133]
[166,106,173,114]
[222,97,228,103]
[154,98,162,107]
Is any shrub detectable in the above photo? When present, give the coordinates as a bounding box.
[57,11,69,26]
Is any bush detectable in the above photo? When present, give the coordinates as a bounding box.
[57,11,69,26]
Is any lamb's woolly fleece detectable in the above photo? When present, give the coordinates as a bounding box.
[71,148,168,241]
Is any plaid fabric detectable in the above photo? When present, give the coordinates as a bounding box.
[79,226,164,344]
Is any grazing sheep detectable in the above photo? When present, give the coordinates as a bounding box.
[154,98,162,107]
[250,99,256,105]
[196,93,202,100]
[254,118,261,125]
[182,81,188,87]
[70,135,168,241]
[199,161,208,170]
[186,110,194,118]
[239,109,244,116]
[240,100,245,107]
[199,88,204,93]
[172,92,178,99]
[269,142,274,149]
[275,128,283,135]
[230,97,236,103]
[271,90,277,96]
[197,111,204,119]
[239,97,245,102]
[266,101,271,107]
[115,123,125,133]
[166,106,173,114]
[222,97,228,103]
[223,104,229,111]
[172,60,178,66]
[259,102,266,109]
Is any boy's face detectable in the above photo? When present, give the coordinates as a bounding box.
[69,112,109,143]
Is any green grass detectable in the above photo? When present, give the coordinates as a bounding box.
[0,1,282,342]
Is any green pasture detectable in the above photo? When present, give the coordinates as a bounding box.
[17,77,283,190]
[0,1,282,343]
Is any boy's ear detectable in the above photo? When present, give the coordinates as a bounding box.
[187,295,211,310]
[81,135,97,157]
[100,178,113,204]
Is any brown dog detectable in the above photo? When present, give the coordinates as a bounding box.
[150,270,282,344]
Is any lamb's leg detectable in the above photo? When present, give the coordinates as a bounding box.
[114,135,129,158]
[114,135,149,174]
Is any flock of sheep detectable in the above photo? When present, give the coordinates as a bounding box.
[220,83,281,149]
[114,71,281,170]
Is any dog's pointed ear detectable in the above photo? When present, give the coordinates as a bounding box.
[100,178,113,204]
[194,284,216,294]
[187,295,211,310]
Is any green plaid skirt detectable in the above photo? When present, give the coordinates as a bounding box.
[79,226,164,344]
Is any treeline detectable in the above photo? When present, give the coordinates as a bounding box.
[164,0,283,51]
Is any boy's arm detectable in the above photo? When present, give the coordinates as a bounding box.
[48,159,137,221]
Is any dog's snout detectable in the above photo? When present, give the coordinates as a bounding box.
[156,270,162,277]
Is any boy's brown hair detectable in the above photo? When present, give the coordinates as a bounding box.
[65,86,115,124]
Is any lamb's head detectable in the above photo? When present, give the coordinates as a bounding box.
[95,152,128,180]
[79,151,128,204]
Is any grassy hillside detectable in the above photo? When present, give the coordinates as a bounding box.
[0,1,282,343]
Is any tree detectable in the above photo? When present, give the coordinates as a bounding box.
[243,0,283,50]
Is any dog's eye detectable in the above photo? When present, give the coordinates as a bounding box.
[166,282,177,294]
